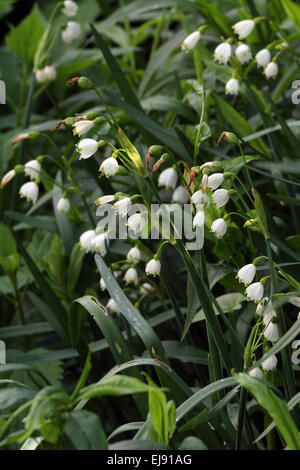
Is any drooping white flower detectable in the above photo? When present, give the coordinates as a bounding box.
[91,233,109,256]
[57,197,70,213]
[19,181,39,204]
[127,247,141,264]
[114,197,132,217]
[124,267,138,285]
[289,296,300,308]
[107,298,121,313]
[24,160,41,180]
[43,65,57,81]
[1,169,16,188]
[79,230,96,252]
[261,354,277,371]
[249,367,263,379]
[140,282,153,295]
[264,322,279,343]
[237,263,256,285]
[100,157,119,177]
[235,44,252,64]
[62,21,81,43]
[35,69,47,83]
[100,277,106,291]
[172,186,189,204]
[264,61,278,79]
[158,167,178,190]
[145,259,161,276]
[95,195,115,206]
[225,78,239,95]
[207,173,224,190]
[212,188,229,208]
[246,281,264,302]
[256,298,275,317]
[193,210,205,228]
[181,31,201,52]
[62,0,78,17]
[127,213,147,235]
[211,218,227,239]
[233,19,255,40]
[191,190,210,206]
[76,138,98,159]
[291,340,300,365]
[255,48,271,68]
[73,120,93,136]
[214,42,231,65]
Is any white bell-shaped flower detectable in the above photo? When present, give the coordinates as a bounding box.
[127,247,141,264]
[62,21,81,43]
[246,281,264,302]
[91,233,109,256]
[145,259,161,276]
[193,210,205,228]
[73,120,93,136]
[124,267,138,285]
[57,197,70,213]
[207,173,224,190]
[158,167,178,190]
[114,197,132,217]
[43,65,56,81]
[237,263,256,285]
[100,157,119,177]
[235,44,252,64]
[127,213,146,235]
[225,78,239,95]
[62,0,78,17]
[191,190,210,206]
[211,218,227,239]
[19,181,39,204]
[255,49,271,68]
[107,298,121,313]
[95,195,115,206]
[264,61,278,79]
[172,186,189,204]
[100,277,106,291]
[24,160,41,180]
[79,230,96,252]
[233,19,255,40]
[76,138,98,159]
[249,367,263,379]
[264,321,279,343]
[181,31,201,52]
[35,69,47,83]
[214,42,231,65]
[261,354,277,371]
[212,189,229,208]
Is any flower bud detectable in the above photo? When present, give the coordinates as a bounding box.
[78,76,93,90]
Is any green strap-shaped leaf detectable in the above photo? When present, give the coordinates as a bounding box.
[94,254,168,362]
[234,373,300,450]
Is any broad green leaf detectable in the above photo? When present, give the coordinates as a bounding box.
[234,373,300,450]
[77,375,162,401]
[64,410,107,450]
[5,7,43,67]
[282,0,300,31]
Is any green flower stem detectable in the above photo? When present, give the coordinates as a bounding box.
[193,87,205,167]
[266,238,297,403]
[238,143,254,191]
